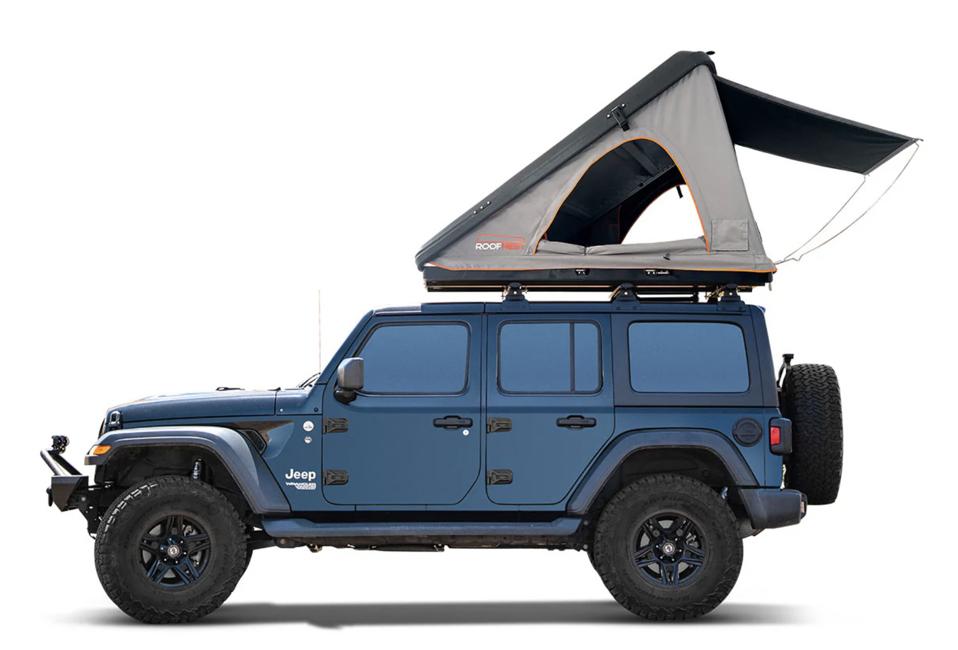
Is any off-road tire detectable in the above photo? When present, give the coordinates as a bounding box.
[593,474,743,621]
[241,543,254,574]
[780,363,843,505]
[94,476,248,623]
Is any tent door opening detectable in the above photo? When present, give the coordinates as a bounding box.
[539,139,705,252]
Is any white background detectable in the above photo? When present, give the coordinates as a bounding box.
[1,0,953,645]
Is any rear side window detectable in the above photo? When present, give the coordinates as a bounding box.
[359,323,469,394]
[499,322,600,393]
[628,322,748,393]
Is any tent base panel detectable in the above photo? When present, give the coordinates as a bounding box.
[422,266,772,293]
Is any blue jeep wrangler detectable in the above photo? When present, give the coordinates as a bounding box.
[43,286,842,623]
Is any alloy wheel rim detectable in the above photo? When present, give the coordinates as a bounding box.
[138,514,211,589]
[631,512,707,588]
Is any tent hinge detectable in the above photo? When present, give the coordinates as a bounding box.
[607,104,630,131]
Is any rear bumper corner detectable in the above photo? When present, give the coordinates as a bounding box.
[738,487,806,530]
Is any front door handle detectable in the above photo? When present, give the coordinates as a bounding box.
[433,415,473,430]
[556,415,597,429]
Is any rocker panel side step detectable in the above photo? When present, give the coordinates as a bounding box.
[261,517,583,539]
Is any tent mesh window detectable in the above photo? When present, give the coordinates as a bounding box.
[542,139,696,248]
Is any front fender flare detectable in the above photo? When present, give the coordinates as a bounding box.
[566,429,758,516]
[87,426,290,514]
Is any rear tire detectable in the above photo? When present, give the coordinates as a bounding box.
[593,474,743,620]
[94,476,248,623]
[780,363,843,505]
[241,543,254,574]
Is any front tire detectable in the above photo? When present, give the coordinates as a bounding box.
[94,476,248,623]
[593,474,743,620]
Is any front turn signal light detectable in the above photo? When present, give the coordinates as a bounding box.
[89,444,112,456]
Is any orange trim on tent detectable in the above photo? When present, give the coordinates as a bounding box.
[426,262,778,274]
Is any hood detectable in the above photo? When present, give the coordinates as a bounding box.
[109,389,279,424]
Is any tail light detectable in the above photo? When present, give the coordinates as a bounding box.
[769,417,792,455]
[770,425,782,446]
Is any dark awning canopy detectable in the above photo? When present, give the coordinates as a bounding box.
[716,77,915,174]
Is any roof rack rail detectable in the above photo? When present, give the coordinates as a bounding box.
[502,283,527,301]
[493,281,746,304]
[706,284,742,303]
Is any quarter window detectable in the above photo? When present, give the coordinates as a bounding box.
[499,322,601,393]
[628,322,749,393]
[359,323,469,394]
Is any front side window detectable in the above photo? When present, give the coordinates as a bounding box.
[628,322,749,393]
[499,321,601,393]
[359,323,469,394]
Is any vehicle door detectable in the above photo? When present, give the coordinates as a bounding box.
[484,314,614,504]
[321,315,482,505]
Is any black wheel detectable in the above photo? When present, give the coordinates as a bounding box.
[94,476,248,623]
[593,474,743,621]
[780,363,843,505]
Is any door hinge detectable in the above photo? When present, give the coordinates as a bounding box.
[486,469,513,485]
[323,469,349,486]
[323,417,348,433]
[487,417,512,433]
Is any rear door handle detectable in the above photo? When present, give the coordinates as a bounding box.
[556,415,597,429]
[433,415,473,429]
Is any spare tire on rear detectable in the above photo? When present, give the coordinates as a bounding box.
[780,364,843,505]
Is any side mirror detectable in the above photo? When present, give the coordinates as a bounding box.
[334,357,364,404]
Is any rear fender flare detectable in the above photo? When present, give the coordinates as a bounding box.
[566,429,758,516]
[88,426,290,514]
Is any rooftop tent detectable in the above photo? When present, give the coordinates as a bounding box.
[416,51,916,290]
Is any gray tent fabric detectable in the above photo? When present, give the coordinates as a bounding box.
[416,51,915,280]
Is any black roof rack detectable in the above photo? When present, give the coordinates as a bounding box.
[494,282,746,305]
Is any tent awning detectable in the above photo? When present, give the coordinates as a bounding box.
[716,77,916,174]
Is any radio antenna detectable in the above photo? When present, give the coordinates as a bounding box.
[316,289,323,372]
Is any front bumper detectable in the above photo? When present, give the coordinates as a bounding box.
[41,436,90,511]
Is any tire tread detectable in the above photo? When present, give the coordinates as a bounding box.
[592,474,743,621]
[781,364,843,505]
[94,476,247,624]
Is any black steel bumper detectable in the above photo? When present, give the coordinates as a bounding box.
[739,487,807,530]
[41,436,90,511]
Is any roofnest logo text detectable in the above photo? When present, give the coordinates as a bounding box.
[474,234,524,252]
